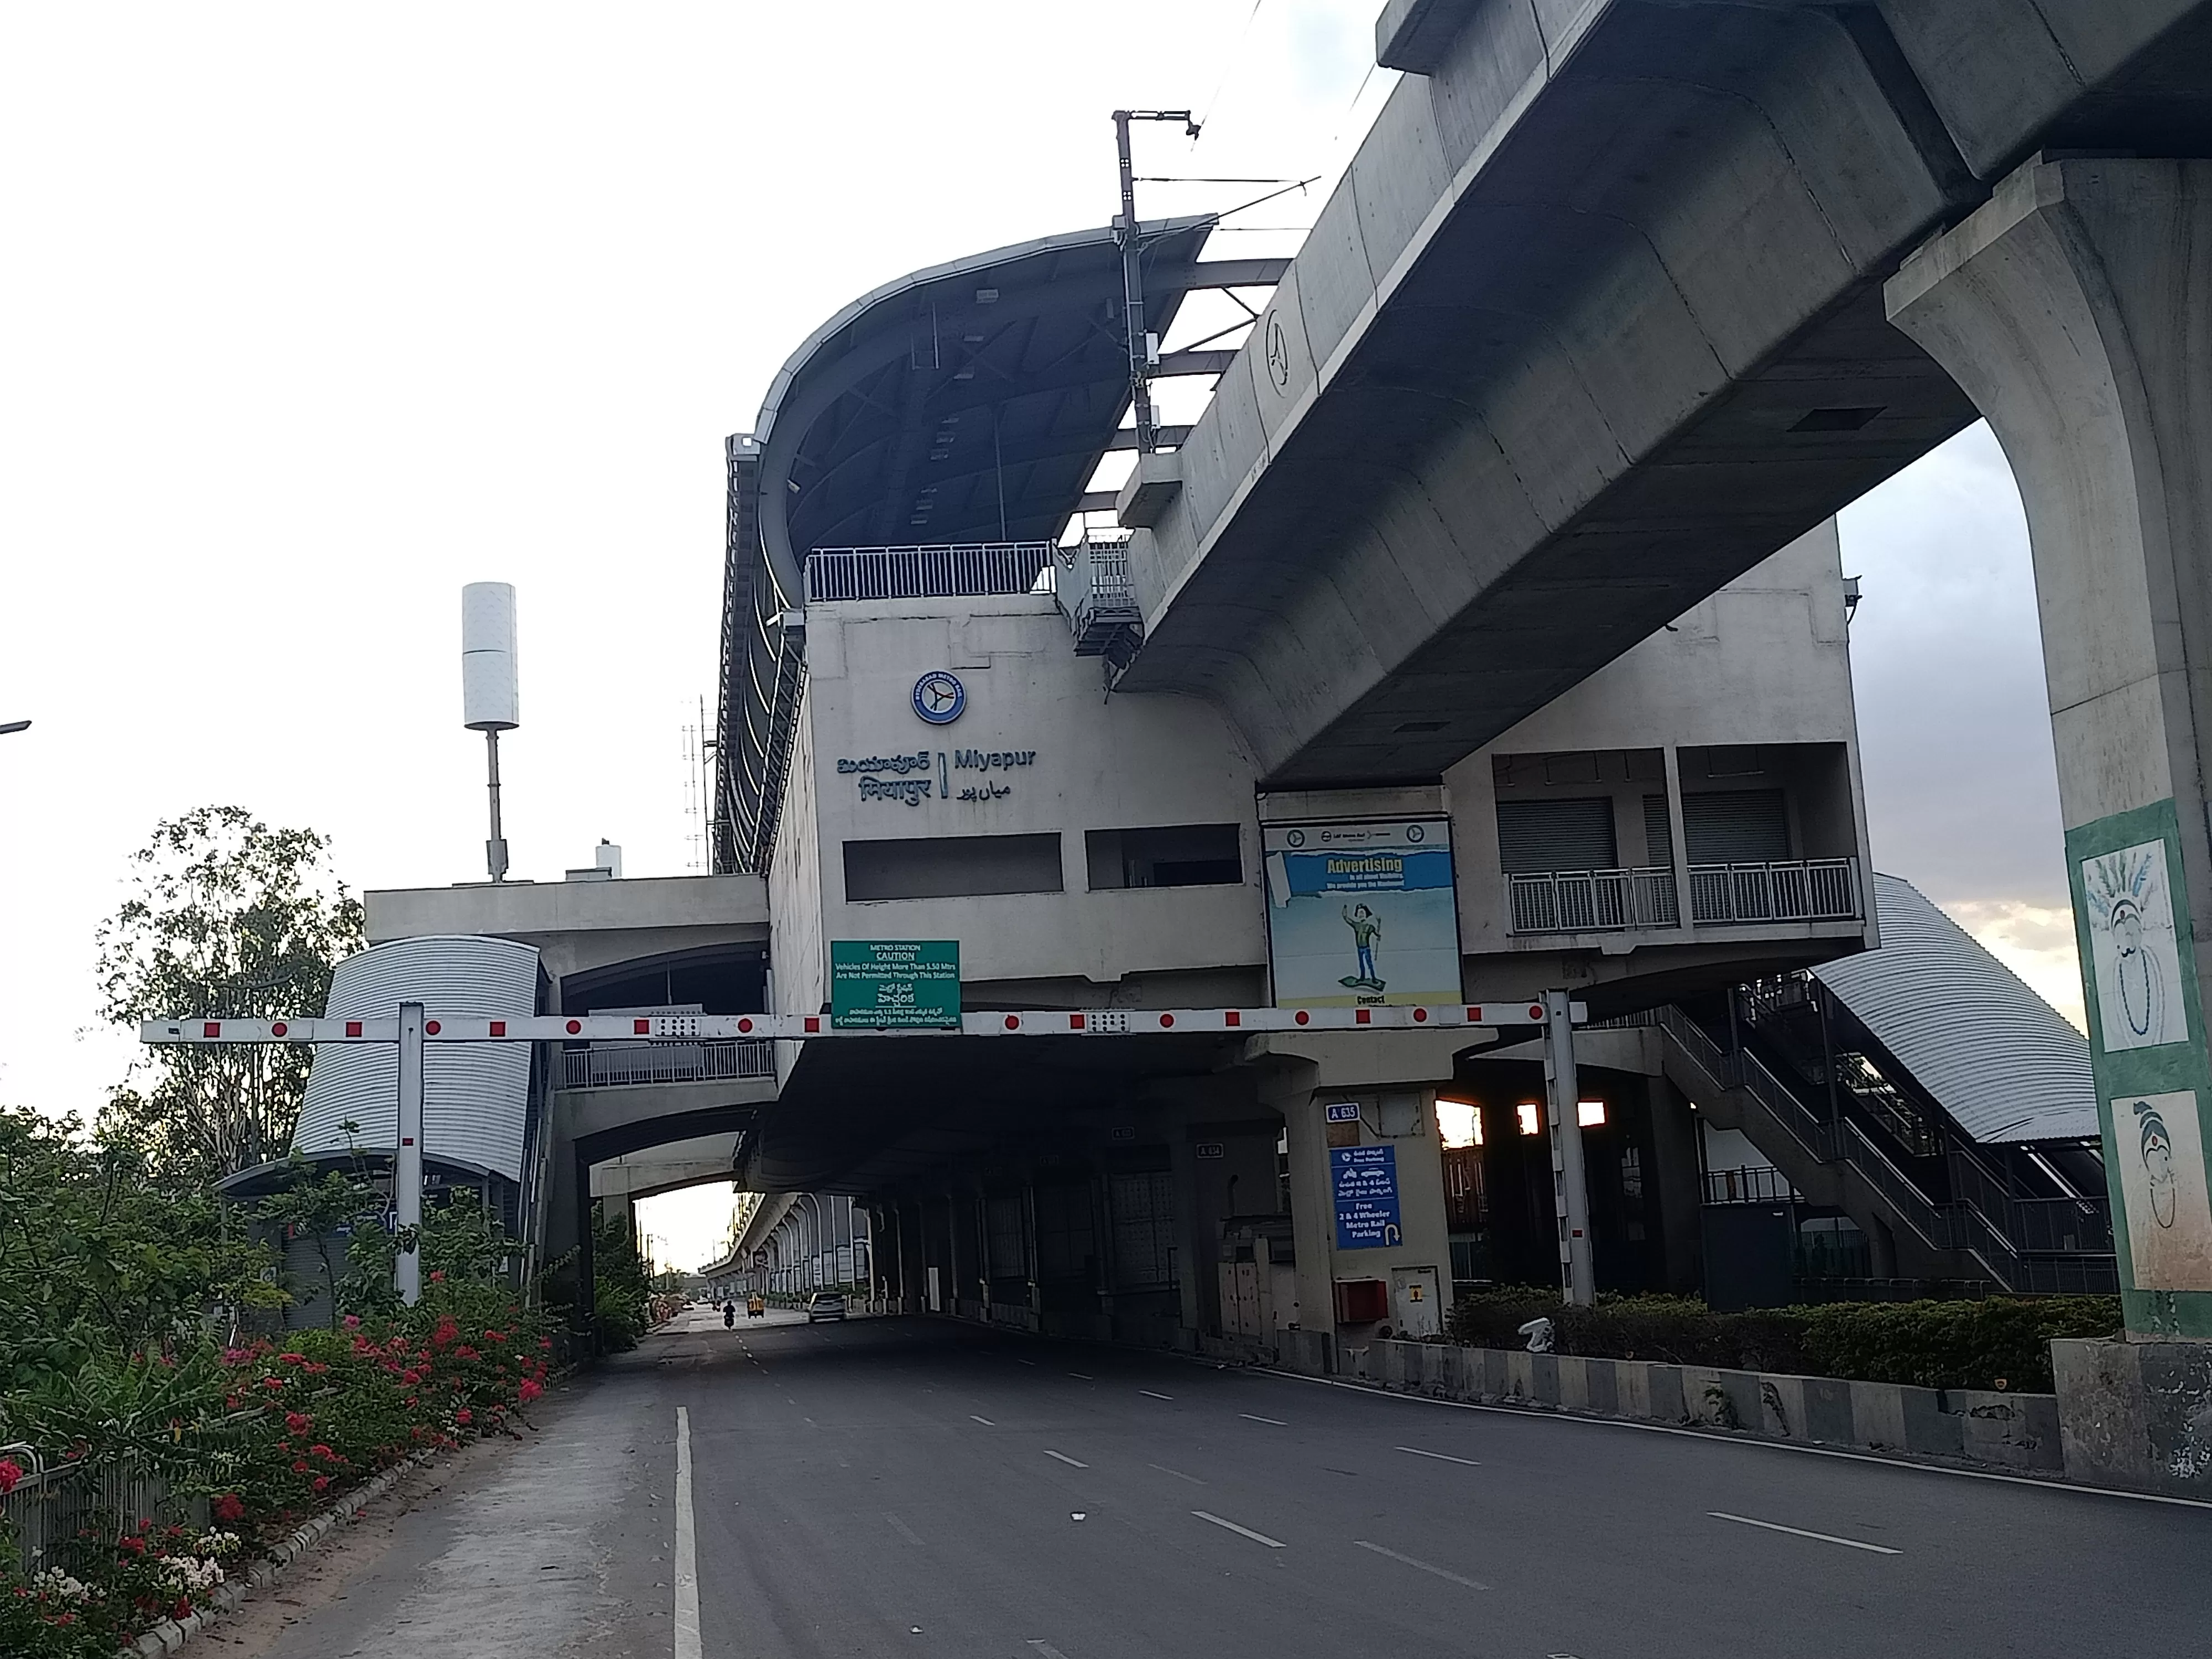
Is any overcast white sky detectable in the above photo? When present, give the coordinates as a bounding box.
[0,3,2078,1269]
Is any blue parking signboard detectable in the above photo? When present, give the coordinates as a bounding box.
[1331,1145,1402,1249]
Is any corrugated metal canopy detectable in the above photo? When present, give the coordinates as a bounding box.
[1812,873,2097,1145]
[753,216,1218,597]
[293,935,541,1181]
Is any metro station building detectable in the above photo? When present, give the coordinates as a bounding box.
[327,212,2104,1355]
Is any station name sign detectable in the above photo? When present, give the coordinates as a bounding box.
[834,747,1040,808]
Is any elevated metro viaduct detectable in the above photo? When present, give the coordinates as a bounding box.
[345,0,2212,1490]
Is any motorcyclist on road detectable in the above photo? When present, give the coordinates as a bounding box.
[723,1302,736,1329]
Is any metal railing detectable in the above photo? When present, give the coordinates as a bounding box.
[560,1040,775,1090]
[1509,860,1858,934]
[1506,866,1678,933]
[1657,1003,2117,1289]
[1053,536,1142,655]
[805,542,1056,602]
[1949,1152,2114,1254]
[1688,858,1860,925]
[1703,1166,1797,1205]
[1738,988,1943,1157]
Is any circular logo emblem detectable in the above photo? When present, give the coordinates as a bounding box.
[912,670,966,725]
[1406,823,1425,843]
[1264,315,1291,389]
[1286,829,1306,848]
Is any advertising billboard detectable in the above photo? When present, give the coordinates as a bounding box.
[1262,818,1461,1008]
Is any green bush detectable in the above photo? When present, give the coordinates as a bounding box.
[1798,1296,2120,1390]
[1443,1288,2120,1392]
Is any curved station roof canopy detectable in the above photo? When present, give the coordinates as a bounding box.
[716,217,1281,872]
[1814,874,2096,1145]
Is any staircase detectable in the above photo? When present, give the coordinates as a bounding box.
[1652,1004,2116,1294]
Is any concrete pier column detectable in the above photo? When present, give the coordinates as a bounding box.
[1890,157,2212,1343]
[1256,1032,1463,1349]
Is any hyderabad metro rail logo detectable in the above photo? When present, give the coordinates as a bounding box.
[911,670,965,725]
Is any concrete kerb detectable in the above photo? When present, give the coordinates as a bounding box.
[131,1450,438,1658]
[1314,1336,2067,1477]
[911,1307,2212,1505]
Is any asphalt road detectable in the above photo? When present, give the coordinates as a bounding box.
[243,1309,2212,1658]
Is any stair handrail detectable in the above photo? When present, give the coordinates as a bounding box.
[1657,1004,2013,1282]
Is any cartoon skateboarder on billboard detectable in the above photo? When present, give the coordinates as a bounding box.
[1340,902,1384,990]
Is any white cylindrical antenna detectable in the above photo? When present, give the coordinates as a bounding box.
[462,582,519,731]
[461,582,519,881]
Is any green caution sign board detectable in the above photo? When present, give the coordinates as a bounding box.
[830,940,961,1029]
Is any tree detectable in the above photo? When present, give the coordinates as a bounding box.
[0,1108,280,1389]
[96,806,364,1180]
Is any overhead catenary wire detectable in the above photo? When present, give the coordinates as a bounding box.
[1191,0,1270,139]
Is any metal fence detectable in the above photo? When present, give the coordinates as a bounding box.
[560,1040,775,1091]
[1,1446,185,1577]
[1506,866,1678,932]
[1687,858,1860,925]
[805,542,1056,602]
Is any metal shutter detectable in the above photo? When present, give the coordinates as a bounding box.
[1495,797,1618,873]
[1034,1184,1095,1280]
[985,1194,1026,1279]
[1682,790,1790,864]
[1108,1171,1176,1288]
[1642,795,1674,868]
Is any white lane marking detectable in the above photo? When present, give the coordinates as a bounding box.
[1044,1449,1090,1468]
[885,1512,925,1547]
[1015,1358,1039,1366]
[970,1414,996,1426]
[1139,1389,1175,1400]
[1240,1413,1287,1426]
[1149,1463,1206,1485]
[1397,1445,1481,1467]
[1354,1539,1490,1590]
[674,1407,701,1659]
[1068,1371,1093,1380]
[1029,1643,1073,1659]
[1192,1509,1285,1549]
[1257,1368,2212,1512]
[1708,1511,1900,1554]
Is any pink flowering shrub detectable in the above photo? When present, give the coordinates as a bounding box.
[1,1287,553,1658]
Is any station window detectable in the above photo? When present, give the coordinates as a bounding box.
[1578,1100,1606,1127]
[1437,1099,1481,1148]
[1516,1101,1542,1136]
[843,832,1063,901]
[1085,824,1243,890]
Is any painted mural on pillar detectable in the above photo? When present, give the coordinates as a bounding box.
[2113,1091,2212,1291]
[2083,839,2184,1051]
[2067,797,2212,1334]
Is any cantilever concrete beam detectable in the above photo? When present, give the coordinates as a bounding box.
[1114,0,2212,789]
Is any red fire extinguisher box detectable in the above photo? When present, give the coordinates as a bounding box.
[1333,1277,1389,1324]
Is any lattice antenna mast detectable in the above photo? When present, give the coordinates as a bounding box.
[1114,108,1198,456]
